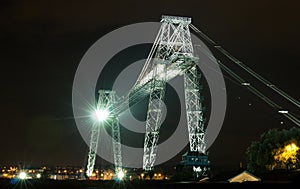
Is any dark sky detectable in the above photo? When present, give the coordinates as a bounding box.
[1,0,300,172]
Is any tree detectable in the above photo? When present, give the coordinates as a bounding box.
[246,127,300,175]
[274,141,299,170]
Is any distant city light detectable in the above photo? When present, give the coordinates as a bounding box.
[92,109,109,122]
[36,173,41,179]
[18,172,27,180]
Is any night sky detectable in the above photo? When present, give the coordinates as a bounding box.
[1,0,300,172]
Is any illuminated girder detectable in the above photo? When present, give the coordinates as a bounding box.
[111,113,122,173]
[184,65,208,176]
[143,64,167,171]
[86,90,122,177]
[184,65,206,154]
[86,122,101,177]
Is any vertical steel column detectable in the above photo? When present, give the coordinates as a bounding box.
[86,122,101,177]
[86,90,122,176]
[143,64,167,171]
[184,65,206,154]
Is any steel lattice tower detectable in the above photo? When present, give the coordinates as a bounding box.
[142,15,206,172]
[86,90,122,177]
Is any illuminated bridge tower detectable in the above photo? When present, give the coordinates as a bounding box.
[142,15,207,174]
[86,90,122,178]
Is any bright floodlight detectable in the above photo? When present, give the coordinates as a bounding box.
[92,109,109,122]
[19,172,27,180]
[117,170,125,180]
[36,173,41,179]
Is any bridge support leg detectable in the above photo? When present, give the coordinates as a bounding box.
[111,115,122,174]
[143,64,167,171]
[184,64,209,176]
[86,122,101,177]
[86,90,122,177]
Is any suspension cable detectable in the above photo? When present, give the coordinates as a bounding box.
[134,26,162,88]
[190,24,300,109]
[194,45,300,127]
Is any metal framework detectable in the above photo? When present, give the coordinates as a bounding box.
[85,14,300,178]
[86,90,122,177]
[87,15,208,177]
[184,65,206,154]
[86,119,101,177]
[143,63,167,171]
[142,15,206,171]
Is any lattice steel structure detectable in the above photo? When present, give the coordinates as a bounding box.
[85,13,300,178]
[142,15,206,171]
[86,90,122,177]
[184,65,206,153]
[86,117,100,177]
[87,15,208,177]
